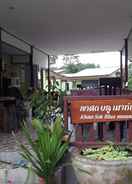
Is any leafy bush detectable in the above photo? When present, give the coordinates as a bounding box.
[31,89,52,123]
[31,86,66,124]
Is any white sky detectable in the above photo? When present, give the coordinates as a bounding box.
[53,51,120,69]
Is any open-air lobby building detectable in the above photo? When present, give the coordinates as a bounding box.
[0,0,132,183]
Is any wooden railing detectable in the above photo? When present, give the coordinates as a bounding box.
[71,89,99,96]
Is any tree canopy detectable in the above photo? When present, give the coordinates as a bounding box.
[63,55,100,73]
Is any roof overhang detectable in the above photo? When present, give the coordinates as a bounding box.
[0,0,132,55]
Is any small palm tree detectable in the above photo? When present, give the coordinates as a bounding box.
[19,116,69,184]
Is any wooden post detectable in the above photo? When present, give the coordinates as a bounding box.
[75,125,83,142]
[40,68,44,89]
[63,96,68,129]
[98,123,103,141]
[115,122,121,143]
[125,39,128,83]
[128,121,132,143]
[30,46,34,87]
[102,123,108,141]
[88,124,95,142]
[0,27,2,96]
[120,50,123,89]
[48,55,50,92]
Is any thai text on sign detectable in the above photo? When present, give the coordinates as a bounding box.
[70,96,132,124]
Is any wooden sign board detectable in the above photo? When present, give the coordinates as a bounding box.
[70,97,132,124]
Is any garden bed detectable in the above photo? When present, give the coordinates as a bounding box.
[71,145,132,184]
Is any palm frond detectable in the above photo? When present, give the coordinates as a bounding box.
[18,116,69,184]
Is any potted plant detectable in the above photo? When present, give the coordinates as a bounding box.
[18,116,69,184]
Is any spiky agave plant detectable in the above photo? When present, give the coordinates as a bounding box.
[19,116,69,184]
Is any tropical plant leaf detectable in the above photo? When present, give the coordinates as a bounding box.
[18,116,69,184]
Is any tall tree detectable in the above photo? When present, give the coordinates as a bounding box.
[63,55,100,73]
